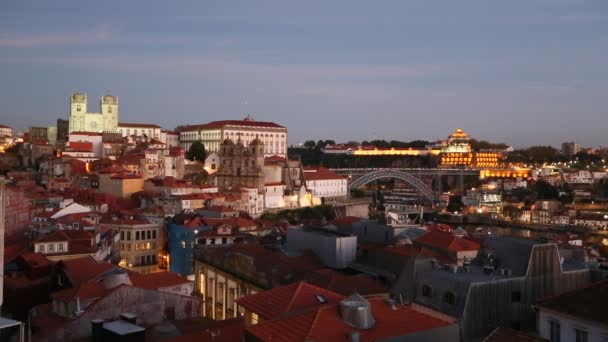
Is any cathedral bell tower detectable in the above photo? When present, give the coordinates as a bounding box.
[69,92,87,132]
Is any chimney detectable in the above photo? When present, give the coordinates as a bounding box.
[385,299,397,310]
[120,313,137,324]
[91,319,104,342]
[75,297,82,315]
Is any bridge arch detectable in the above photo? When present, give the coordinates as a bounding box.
[348,169,436,202]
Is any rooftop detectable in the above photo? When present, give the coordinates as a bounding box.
[534,279,608,327]
[236,281,345,320]
[247,296,454,342]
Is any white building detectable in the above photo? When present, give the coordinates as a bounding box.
[118,123,162,139]
[160,130,180,147]
[179,115,287,158]
[0,125,12,138]
[303,167,348,203]
[68,92,118,133]
[534,280,608,342]
[67,132,103,156]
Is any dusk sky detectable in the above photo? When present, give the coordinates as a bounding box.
[1,0,607,148]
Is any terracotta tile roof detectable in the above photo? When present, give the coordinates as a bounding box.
[237,281,345,320]
[97,165,128,174]
[247,297,454,342]
[197,244,322,288]
[183,120,285,131]
[303,167,346,181]
[305,269,387,296]
[58,257,115,286]
[35,229,93,243]
[118,122,162,128]
[66,141,93,152]
[51,282,108,302]
[331,216,363,226]
[534,279,608,327]
[483,327,548,342]
[200,217,257,229]
[414,231,480,252]
[110,173,142,179]
[70,131,102,136]
[130,272,190,290]
[19,252,54,269]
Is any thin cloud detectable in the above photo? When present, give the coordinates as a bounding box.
[0,27,112,47]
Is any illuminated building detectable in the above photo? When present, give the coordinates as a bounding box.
[439,128,502,169]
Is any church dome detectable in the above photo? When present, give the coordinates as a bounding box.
[250,136,263,145]
[102,94,117,104]
[71,92,86,102]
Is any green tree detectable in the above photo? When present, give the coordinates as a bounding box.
[303,140,316,150]
[186,141,207,162]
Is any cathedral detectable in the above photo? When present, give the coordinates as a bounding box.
[68,92,119,133]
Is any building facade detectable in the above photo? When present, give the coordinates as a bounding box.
[179,116,287,158]
[68,92,118,133]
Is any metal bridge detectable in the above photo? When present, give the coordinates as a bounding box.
[331,168,480,202]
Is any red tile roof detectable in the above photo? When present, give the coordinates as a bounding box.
[484,327,549,342]
[58,257,115,286]
[247,297,454,342]
[305,269,387,297]
[110,173,142,179]
[35,229,93,243]
[118,122,161,128]
[19,252,54,269]
[70,131,102,136]
[130,272,190,291]
[414,231,480,252]
[51,282,108,302]
[183,120,285,131]
[67,141,93,152]
[98,165,128,174]
[303,167,346,181]
[237,282,344,320]
[534,279,608,327]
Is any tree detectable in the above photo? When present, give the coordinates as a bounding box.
[186,141,207,162]
[303,140,316,150]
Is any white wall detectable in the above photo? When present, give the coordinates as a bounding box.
[538,308,608,342]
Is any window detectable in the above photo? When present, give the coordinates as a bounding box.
[48,244,55,253]
[136,231,140,240]
[181,240,186,248]
[127,231,131,240]
[549,320,561,342]
[422,285,432,298]
[121,231,125,240]
[575,329,588,342]
[251,313,259,325]
[141,256,146,265]
[147,230,151,239]
[58,243,65,252]
[443,292,456,305]
[512,291,521,303]
[152,230,157,239]
[37,244,45,253]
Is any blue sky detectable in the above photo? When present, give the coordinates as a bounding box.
[1,0,607,147]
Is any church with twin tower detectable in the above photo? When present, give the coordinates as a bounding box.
[68,92,119,133]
